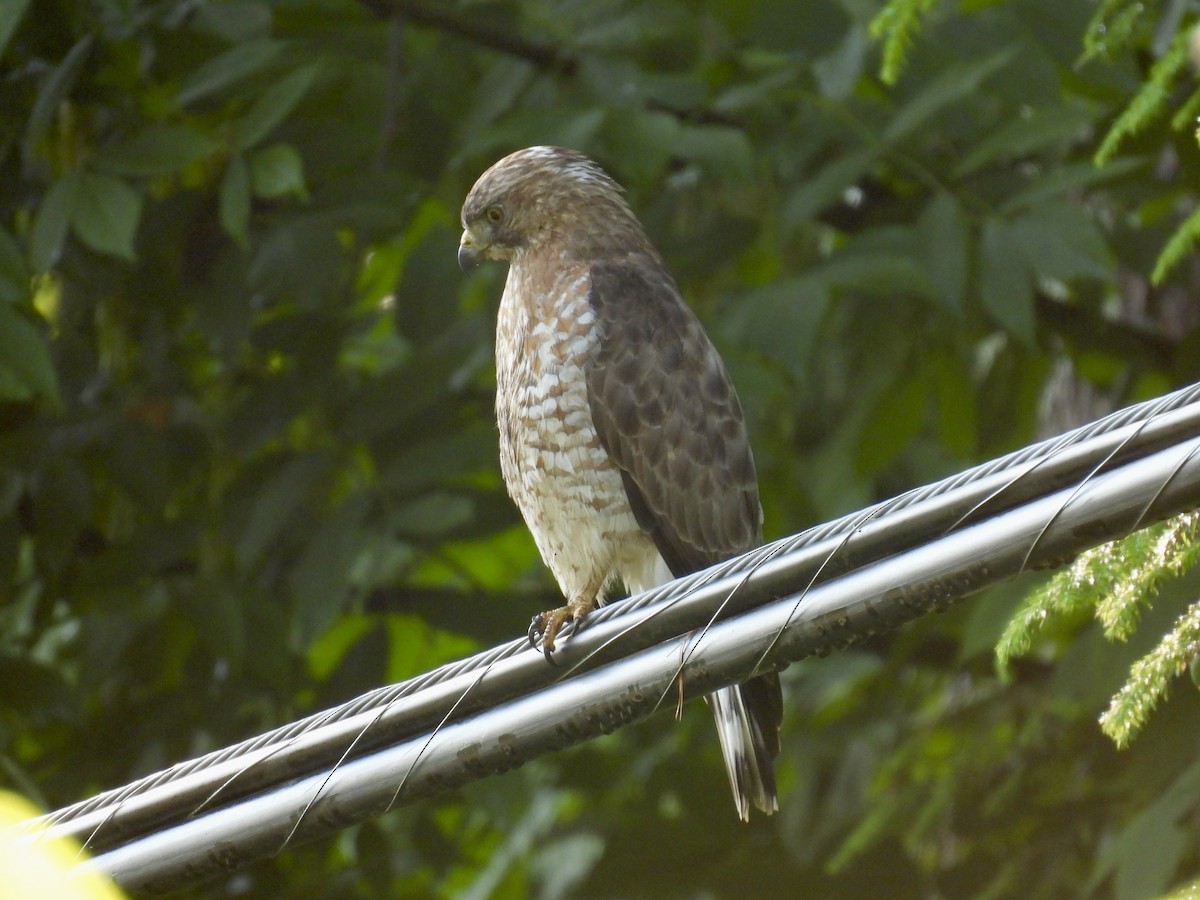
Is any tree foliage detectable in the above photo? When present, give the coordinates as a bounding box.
[3,0,1200,897]
[999,512,1200,748]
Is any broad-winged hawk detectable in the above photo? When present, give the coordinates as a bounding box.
[459,146,782,820]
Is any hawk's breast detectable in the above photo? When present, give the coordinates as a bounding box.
[495,262,661,600]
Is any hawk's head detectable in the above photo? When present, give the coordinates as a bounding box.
[459,146,644,270]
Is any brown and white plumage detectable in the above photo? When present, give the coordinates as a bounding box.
[459,146,781,820]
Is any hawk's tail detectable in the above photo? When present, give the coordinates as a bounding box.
[707,673,783,821]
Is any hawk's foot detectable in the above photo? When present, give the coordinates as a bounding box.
[530,596,598,658]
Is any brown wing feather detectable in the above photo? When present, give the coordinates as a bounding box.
[585,255,762,576]
[585,254,782,819]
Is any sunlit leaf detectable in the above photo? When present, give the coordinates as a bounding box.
[249,143,308,200]
[384,614,477,683]
[307,612,375,680]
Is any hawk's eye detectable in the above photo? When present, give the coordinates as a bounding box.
[485,205,504,225]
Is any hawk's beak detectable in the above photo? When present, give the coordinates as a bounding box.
[458,231,483,271]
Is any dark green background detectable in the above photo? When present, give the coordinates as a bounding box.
[3,0,1199,896]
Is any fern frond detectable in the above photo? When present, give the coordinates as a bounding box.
[1152,202,1200,285]
[1095,514,1200,640]
[1088,530,1160,641]
[995,552,1108,675]
[1094,27,1191,166]
[997,513,1200,674]
[869,0,943,86]
[1169,84,1200,132]
[1080,0,1152,65]
[1099,599,1200,747]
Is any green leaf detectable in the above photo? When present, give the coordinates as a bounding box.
[176,38,287,106]
[384,614,477,683]
[813,24,868,100]
[29,174,81,272]
[220,154,251,242]
[0,0,31,60]
[885,47,1016,142]
[855,365,930,474]
[719,277,830,381]
[596,109,680,184]
[917,192,967,311]
[194,1,273,42]
[288,495,370,649]
[23,35,93,162]
[672,125,755,182]
[232,62,320,151]
[817,248,931,297]
[1091,759,1200,899]
[391,493,474,538]
[0,304,59,404]
[712,68,795,116]
[1113,818,1187,900]
[90,124,216,177]
[932,350,977,456]
[0,229,29,306]
[783,147,878,229]
[1000,157,1147,214]
[307,613,375,681]
[236,454,329,567]
[381,423,497,497]
[978,217,1035,343]
[249,143,308,200]
[31,459,91,575]
[1011,204,1109,282]
[953,104,1100,178]
[71,173,143,260]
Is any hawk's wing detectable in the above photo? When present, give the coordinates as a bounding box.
[585,254,781,820]
[585,255,763,576]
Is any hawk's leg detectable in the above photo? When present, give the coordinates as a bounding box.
[530,594,601,659]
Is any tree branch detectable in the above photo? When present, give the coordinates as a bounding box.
[362,0,577,74]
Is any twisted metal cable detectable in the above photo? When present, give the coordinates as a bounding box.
[28,380,1200,856]
[79,428,1200,893]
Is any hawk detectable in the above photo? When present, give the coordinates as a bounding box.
[459,146,782,820]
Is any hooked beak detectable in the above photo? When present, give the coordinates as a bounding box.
[458,231,483,271]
